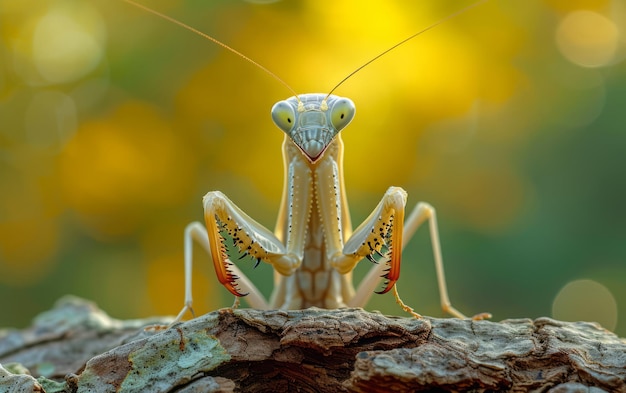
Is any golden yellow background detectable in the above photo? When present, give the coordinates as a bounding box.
[1,0,625,335]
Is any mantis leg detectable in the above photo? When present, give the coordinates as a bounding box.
[402,202,466,319]
[171,222,270,324]
[332,186,408,300]
[348,200,490,320]
[172,190,299,324]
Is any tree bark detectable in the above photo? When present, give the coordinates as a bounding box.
[1,296,625,392]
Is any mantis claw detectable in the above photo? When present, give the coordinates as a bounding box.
[223,265,247,296]
[375,278,396,294]
[225,281,248,297]
[471,312,492,321]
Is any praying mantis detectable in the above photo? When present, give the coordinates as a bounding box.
[122,0,491,322]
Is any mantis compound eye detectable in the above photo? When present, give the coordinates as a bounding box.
[271,101,296,133]
[329,98,355,131]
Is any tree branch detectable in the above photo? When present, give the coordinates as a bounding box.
[1,296,625,392]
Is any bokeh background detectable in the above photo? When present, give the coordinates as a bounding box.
[1,0,625,336]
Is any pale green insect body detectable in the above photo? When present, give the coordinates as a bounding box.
[120,0,491,322]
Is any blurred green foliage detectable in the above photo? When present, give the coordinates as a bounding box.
[0,0,624,336]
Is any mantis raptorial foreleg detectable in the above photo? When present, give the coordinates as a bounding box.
[178,185,407,318]
[175,185,490,324]
[174,221,270,323]
[174,190,304,323]
[349,201,490,320]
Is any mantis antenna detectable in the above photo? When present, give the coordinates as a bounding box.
[121,0,301,104]
[325,0,489,99]
[122,0,488,108]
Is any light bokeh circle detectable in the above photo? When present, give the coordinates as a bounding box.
[552,279,618,331]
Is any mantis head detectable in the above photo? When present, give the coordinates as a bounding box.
[271,94,355,163]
